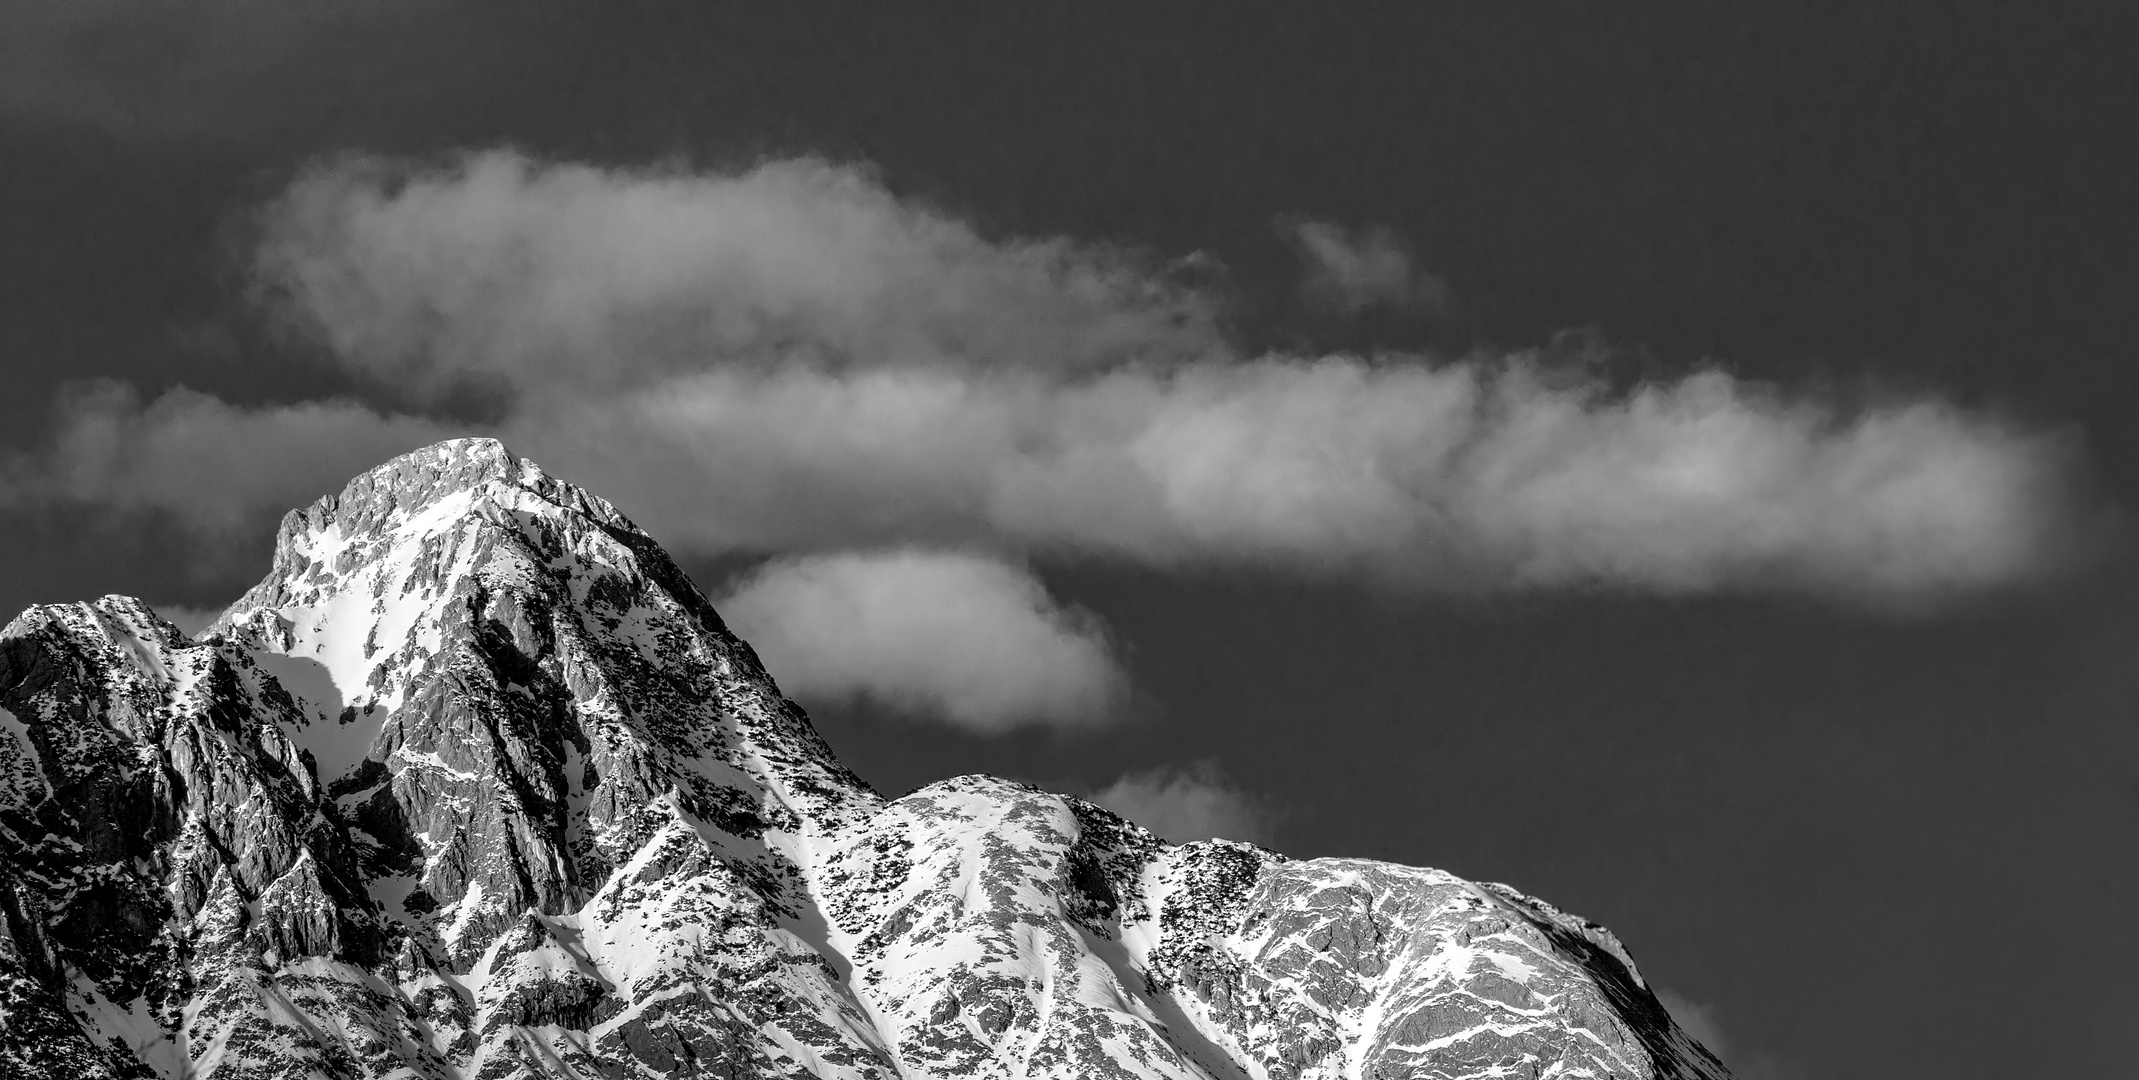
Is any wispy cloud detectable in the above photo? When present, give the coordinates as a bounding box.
[1,380,449,536]
[1656,988,1808,1080]
[1086,762,1270,844]
[714,550,1124,732]
[1289,219,1451,315]
[1,150,2092,603]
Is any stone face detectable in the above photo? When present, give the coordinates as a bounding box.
[0,438,1732,1079]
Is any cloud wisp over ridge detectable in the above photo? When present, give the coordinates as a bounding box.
[1654,989,1805,1080]
[1086,763,1270,845]
[3,149,2090,604]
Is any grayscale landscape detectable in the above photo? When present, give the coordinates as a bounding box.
[2,6,2133,1078]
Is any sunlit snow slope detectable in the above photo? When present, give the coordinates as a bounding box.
[0,438,1731,1079]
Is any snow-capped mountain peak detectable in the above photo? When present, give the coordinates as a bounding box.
[0,440,1729,1079]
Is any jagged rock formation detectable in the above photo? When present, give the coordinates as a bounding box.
[0,438,1732,1079]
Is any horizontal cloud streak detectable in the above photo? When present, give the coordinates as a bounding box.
[715,550,1124,732]
[509,359,2073,595]
[3,150,2090,602]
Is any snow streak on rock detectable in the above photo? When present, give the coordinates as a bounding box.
[0,438,1731,1079]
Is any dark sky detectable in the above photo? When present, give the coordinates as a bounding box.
[4,6,2137,1079]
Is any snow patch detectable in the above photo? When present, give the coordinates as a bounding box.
[251,650,386,785]
[443,879,490,947]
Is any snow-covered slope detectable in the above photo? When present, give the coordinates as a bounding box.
[0,438,1731,1079]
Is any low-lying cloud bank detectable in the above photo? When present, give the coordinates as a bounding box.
[0,150,2097,727]
[716,550,1123,732]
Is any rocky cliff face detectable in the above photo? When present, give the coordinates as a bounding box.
[0,438,1731,1080]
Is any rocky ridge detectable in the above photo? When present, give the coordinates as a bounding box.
[0,438,1731,1079]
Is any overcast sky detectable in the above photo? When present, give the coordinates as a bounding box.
[3,6,2136,1079]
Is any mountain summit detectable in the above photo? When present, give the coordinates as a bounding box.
[0,439,1731,1079]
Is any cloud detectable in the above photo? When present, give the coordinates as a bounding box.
[256,152,1217,398]
[1655,989,1808,1080]
[1290,220,1451,315]
[1655,988,1732,1059]
[714,550,1124,732]
[0,380,451,536]
[151,604,226,638]
[2,150,2091,603]
[1086,763,1270,844]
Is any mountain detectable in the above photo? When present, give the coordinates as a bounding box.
[0,438,1733,1080]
